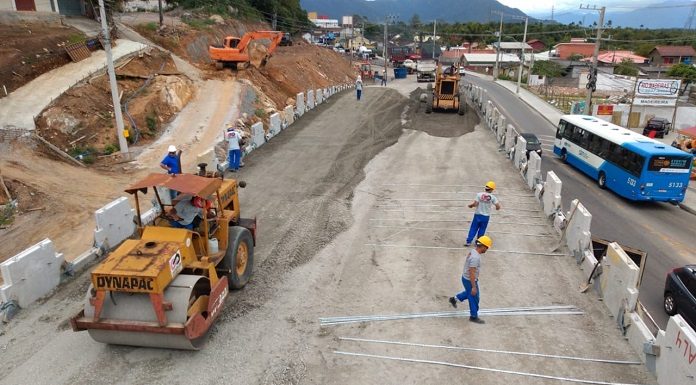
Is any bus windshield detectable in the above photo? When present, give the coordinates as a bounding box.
[647,155,692,173]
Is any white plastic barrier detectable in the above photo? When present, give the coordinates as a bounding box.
[196,148,219,172]
[0,239,64,307]
[566,199,592,257]
[598,242,640,318]
[505,124,516,153]
[655,315,696,384]
[315,88,323,105]
[306,89,315,110]
[93,197,136,250]
[543,171,562,217]
[251,122,265,148]
[514,135,527,169]
[296,92,305,117]
[283,105,294,129]
[496,115,506,143]
[269,113,281,138]
[526,151,542,189]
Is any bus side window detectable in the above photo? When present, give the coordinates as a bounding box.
[588,134,601,155]
[557,121,567,139]
[580,130,591,149]
[597,137,610,158]
[571,127,583,143]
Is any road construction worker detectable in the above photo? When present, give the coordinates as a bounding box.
[226,126,242,172]
[381,69,387,86]
[167,195,204,230]
[160,145,181,175]
[465,181,501,247]
[355,75,363,100]
[449,235,492,324]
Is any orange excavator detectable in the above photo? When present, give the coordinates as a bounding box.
[209,31,284,70]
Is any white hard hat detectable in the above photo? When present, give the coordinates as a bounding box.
[168,145,177,152]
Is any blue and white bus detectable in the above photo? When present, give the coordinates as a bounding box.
[553,115,693,202]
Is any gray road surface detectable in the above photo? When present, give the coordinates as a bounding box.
[465,75,696,328]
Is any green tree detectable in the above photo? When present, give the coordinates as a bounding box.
[462,22,486,52]
[634,43,654,57]
[614,58,639,76]
[409,14,421,29]
[667,63,696,94]
[532,60,564,96]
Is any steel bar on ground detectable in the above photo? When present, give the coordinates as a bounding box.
[369,225,551,237]
[338,337,642,365]
[381,198,538,203]
[374,204,542,212]
[321,311,584,326]
[376,209,544,218]
[369,219,549,226]
[364,243,566,255]
[332,351,651,385]
[319,305,579,322]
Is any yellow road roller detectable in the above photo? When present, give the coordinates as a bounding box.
[70,172,256,350]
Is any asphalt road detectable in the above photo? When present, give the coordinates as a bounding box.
[465,75,696,328]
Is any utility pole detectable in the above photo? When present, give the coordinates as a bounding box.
[493,11,503,80]
[272,9,277,30]
[580,5,606,115]
[516,16,528,94]
[157,0,163,26]
[97,0,128,155]
[384,14,397,85]
[432,19,437,60]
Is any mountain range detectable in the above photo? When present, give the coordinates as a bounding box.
[299,0,526,24]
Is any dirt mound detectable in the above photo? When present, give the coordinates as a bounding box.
[0,143,129,261]
[35,49,194,162]
[0,23,85,97]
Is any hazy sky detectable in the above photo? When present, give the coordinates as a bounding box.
[496,0,658,16]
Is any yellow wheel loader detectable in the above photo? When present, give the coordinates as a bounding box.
[425,64,466,115]
[70,170,256,350]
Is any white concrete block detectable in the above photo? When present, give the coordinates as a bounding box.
[306,89,315,110]
[514,135,527,169]
[626,287,639,312]
[283,105,294,129]
[0,239,64,307]
[269,113,281,138]
[566,199,592,256]
[251,122,265,148]
[598,242,640,319]
[526,151,542,189]
[624,312,656,365]
[93,197,136,250]
[196,148,219,173]
[315,88,323,105]
[296,92,305,117]
[505,124,517,153]
[580,249,598,281]
[140,206,160,226]
[543,171,562,217]
[497,115,507,143]
[655,315,696,385]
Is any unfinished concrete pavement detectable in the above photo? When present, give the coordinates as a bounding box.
[0,39,147,131]
[0,80,657,384]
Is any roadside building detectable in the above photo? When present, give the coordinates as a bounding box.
[493,41,532,55]
[462,52,520,75]
[526,39,545,53]
[553,38,595,60]
[0,0,84,15]
[648,45,696,66]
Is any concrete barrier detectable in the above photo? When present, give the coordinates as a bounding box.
[542,171,562,217]
[0,239,64,308]
[505,124,516,154]
[566,199,592,258]
[315,88,323,105]
[93,197,136,250]
[526,151,542,189]
[598,242,640,319]
[655,315,696,384]
[306,90,315,110]
[282,105,294,129]
[251,122,265,148]
[269,113,281,138]
[514,135,527,169]
[496,116,506,143]
[625,311,657,369]
[196,148,219,173]
[296,92,305,117]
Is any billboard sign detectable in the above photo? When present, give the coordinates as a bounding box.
[633,97,677,106]
[597,105,614,115]
[636,79,681,98]
[342,16,353,25]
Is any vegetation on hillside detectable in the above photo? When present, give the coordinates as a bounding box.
[173,0,312,31]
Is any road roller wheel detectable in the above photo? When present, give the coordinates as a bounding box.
[223,226,254,289]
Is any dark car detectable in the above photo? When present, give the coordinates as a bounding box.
[520,133,542,159]
[642,117,672,138]
[664,265,696,328]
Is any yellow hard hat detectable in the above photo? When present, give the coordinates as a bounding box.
[476,235,493,248]
[485,181,496,190]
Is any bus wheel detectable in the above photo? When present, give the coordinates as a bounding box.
[560,150,568,163]
[597,172,607,189]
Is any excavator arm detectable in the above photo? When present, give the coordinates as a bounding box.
[210,31,283,69]
[237,31,283,53]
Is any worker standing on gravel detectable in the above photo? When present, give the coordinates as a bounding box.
[160,145,182,175]
[355,75,363,100]
[381,69,387,86]
[226,126,242,172]
[465,181,501,247]
[449,235,492,324]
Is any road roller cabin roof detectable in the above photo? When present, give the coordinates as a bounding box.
[125,173,222,198]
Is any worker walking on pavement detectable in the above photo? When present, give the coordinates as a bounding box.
[381,69,387,86]
[449,235,492,324]
[355,75,363,100]
[226,126,242,172]
[465,181,501,247]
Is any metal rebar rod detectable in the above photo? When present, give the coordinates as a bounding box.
[376,209,543,218]
[369,225,551,237]
[368,219,549,226]
[338,337,642,365]
[364,243,566,255]
[319,305,579,321]
[332,351,652,385]
[320,311,584,326]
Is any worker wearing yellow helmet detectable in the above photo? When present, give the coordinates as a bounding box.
[449,235,492,324]
[465,181,501,247]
